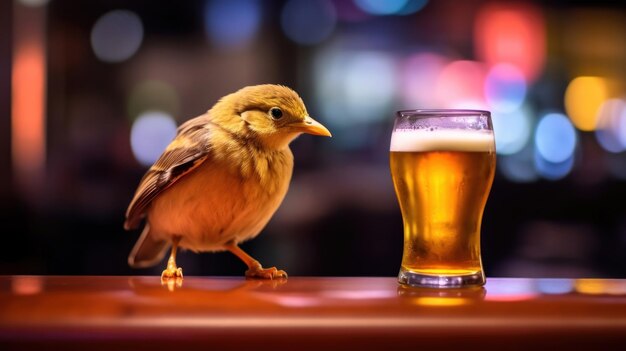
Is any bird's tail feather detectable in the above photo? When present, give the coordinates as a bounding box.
[128,224,170,268]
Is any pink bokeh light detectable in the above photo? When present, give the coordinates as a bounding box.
[474,2,546,83]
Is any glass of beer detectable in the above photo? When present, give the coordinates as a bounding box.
[390,109,496,288]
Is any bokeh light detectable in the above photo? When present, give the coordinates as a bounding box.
[353,0,428,16]
[127,80,181,122]
[435,60,487,109]
[396,0,429,15]
[485,64,527,113]
[204,0,261,49]
[474,2,546,83]
[314,50,397,130]
[534,152,575,180]
[535,113,577,163]
[353,0,408,15]
[401,52,448,108]
[90,10,144,63]
[130,111,177,166]
[344,53,397,121]
[498,146,538,183]
[564,76,609,131]
[281,0,337,45]
[595,99,626,153]
[491,107,532,155]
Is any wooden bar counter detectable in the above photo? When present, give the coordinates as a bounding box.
[1,276,625,350]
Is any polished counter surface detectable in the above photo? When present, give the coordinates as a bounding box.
[1,276,625,350]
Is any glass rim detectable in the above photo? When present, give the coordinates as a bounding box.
[396,109,491,118]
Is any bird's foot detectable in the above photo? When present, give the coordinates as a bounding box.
[161,266,183,291]
[245,264,288,280]
[161,257,184,281]
[161,266,183,279]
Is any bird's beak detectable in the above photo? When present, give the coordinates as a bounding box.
[291,116,332,137]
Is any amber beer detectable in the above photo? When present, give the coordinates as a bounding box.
[390,124,495,287]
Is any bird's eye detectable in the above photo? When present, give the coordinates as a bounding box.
[270,107,283,120]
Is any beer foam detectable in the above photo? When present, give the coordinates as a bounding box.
[390,129,494,152]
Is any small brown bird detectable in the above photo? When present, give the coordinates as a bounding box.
[124,84,331,280]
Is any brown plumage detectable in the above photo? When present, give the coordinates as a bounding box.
[124,84,331,280]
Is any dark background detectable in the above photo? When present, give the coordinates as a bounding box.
[1,0,625,278]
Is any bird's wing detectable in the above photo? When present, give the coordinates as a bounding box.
[124,114,213,230]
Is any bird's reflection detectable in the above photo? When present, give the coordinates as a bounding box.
[129,276,287,294]
[161,277,183,292]
[125,276,291,312]
[397,285,486,306]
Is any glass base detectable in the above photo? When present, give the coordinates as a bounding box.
[398,268,485,288]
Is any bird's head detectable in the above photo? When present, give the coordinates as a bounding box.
[211,84,331,150]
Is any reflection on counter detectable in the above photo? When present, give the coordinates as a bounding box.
[398,285,486,306]
[575,279,626,295]
[11,276,43,296]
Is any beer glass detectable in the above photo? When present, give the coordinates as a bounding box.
[390,110,495,288]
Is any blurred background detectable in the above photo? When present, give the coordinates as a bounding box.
[1,0,625,278]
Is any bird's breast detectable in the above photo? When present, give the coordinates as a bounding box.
[148,149,294,252]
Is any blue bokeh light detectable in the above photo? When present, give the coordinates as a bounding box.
[397,0,429,15]
[534,151,575,180]
[485,64,527,113]
[498,146,538,183]
[130,111,177,167]
[354,0,408,15]
[535,113,577,163]
[281,0,337,45]
[204,0,262,49]
[596,128,624,153]
[491,107,533,155]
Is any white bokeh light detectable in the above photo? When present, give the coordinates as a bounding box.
[491,107,533,155]
[315,50,397,129]
[344,52,397,121]
[91,10,144,63]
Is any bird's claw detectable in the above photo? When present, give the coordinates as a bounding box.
[161,266,183,280]
[245,266,288,280]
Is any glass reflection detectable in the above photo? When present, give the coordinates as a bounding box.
[397,285,486,306]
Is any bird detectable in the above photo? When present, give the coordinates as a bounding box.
[124,84,331,281]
